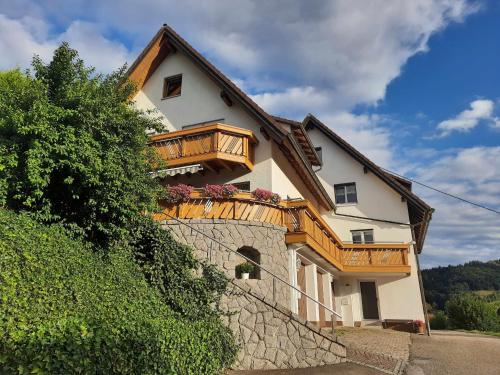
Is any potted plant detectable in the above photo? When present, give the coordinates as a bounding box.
[252,188,281,204]
[166,184,193,203]
[236,262,255,280]
[414,320,425,334]
[203,184,238,199]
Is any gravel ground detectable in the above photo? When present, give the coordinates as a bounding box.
[406,330,500,375]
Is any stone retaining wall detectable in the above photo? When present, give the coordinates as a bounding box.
[161,219,346,369]
[226,281,346,370]
[162,219,290,307]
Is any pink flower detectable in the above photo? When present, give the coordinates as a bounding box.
[252,188,281,204]
[252,188,273,201]
[222,184,238,196]
[166,184,193,203]
[203,184,238,199]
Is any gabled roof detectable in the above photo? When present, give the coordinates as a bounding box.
[272,116,322,166]
[303,114,433,253]
[126,25,335,210]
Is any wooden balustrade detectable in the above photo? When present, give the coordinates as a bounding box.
[155,191,411,274]
[149,123,258,172]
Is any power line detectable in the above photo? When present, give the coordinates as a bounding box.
[383,168,500,216]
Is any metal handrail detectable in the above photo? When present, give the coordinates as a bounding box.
[158,213,343,325]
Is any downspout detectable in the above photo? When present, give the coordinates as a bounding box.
[412,212,432,336]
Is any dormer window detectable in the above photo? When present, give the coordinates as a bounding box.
[163,74,182,99]
[334,182,357,204]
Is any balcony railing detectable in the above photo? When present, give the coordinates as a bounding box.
[154,191,411,274]
[149,123,258,172]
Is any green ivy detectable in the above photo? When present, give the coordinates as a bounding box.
[129,216,231,321]
[0,210,237,374]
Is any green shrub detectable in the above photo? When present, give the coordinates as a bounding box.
[0,210,236,374]
[236,261,255,274]
[430,310,448,329]
[0,44,165,248]
[445,293,499,331]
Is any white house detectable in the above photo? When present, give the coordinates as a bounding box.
[127,25,433,332]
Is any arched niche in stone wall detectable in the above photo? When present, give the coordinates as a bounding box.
[236,246,261,280]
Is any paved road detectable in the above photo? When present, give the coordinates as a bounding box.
[228,362,384,374]
[406,330,500,375]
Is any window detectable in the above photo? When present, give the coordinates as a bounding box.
[351,229,374,244]
[334,183,357,204]
[162,74,182,98]
[232,181,251,191]
[314,147,323,164]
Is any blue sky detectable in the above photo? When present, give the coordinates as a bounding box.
[0,0,498,268]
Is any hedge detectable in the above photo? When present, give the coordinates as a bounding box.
[445,293,499,332]
[0,210,236,374]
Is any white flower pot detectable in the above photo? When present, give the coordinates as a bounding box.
[241,273,250,280]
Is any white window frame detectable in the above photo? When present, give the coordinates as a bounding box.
[351,229,374,244]
[334,182,358,205]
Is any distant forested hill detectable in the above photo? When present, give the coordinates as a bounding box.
[422,259,500,309]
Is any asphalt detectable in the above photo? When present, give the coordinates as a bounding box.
[406,330,500,375]
[227,362,384,374]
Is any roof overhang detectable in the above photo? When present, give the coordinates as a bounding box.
[304,114,433,253]
[126,25,335,211]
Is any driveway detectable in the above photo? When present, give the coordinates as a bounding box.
[406,330,500,375]
[228,362,385,374]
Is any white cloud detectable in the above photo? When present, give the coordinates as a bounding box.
[436,99,495,137]
[0,15,54,69]
[0,1,493,269]
[319,112,395,167]
[251,87,331,118]
[0,15,131,72]
[0,1,479,111]
[410,146,500,268]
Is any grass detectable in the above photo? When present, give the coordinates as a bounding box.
[455,329,500,338]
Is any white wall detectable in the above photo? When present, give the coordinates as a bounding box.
[133,48,425,323]
[307,127,425,322]
[133,51,316,202]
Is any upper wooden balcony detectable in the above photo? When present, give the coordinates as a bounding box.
[154,191,411,274]
[149,123,258,173]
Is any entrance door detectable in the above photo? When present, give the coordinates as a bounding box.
[360,281,379,320]
[297,262,307,319]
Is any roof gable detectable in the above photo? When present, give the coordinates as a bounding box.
[126,25,335,210]
[272,116,322,166]
[303,114,433,252]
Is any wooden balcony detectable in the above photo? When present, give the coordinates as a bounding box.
[149,123,258,173]
[154,191,411,274]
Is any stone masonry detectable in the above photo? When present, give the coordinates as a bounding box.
[225,280,346,370]
[162,219,290,308]
[162,218,346,370]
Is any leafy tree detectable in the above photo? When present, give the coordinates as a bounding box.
[429,310,448,330]
[445,293,499,331]
[422,259,500,309]
[0,44,237,371]
[0,44,164,247]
